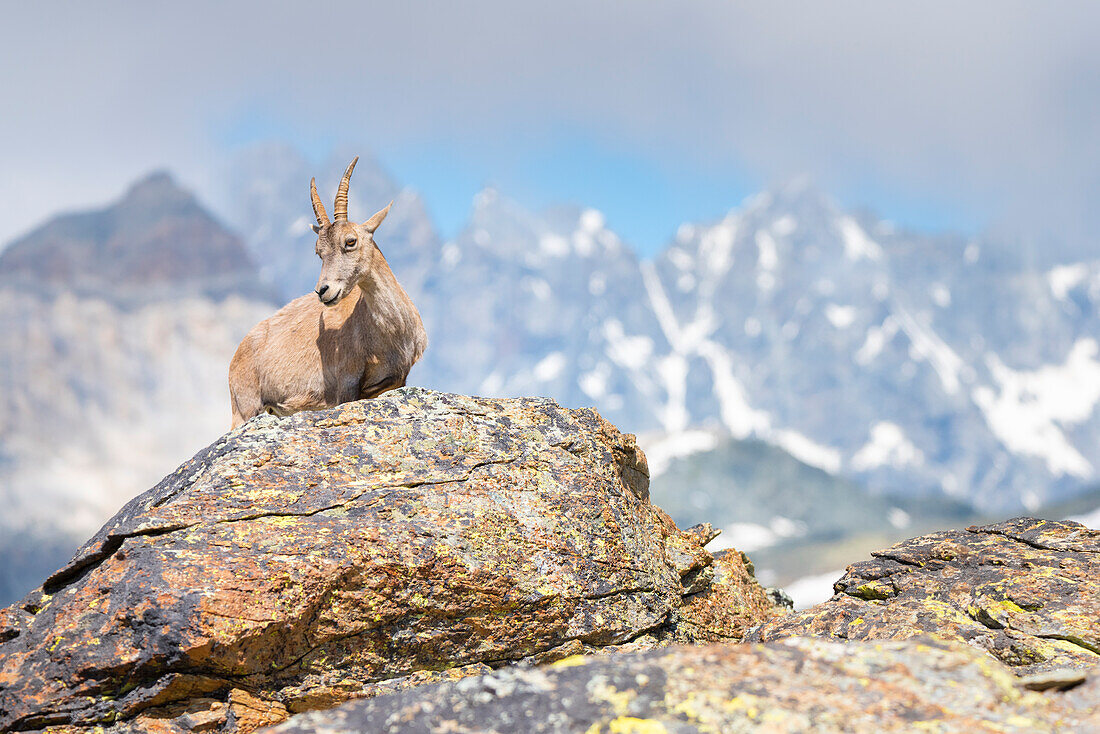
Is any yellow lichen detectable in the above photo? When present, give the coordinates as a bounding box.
[551,654,590,668]
[606,717,669,734]
[591,682,636,716]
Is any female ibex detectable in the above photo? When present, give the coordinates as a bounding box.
[229,157,427,427]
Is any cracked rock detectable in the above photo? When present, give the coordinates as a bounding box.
[0,388,780,732]
[747,517,1100,675]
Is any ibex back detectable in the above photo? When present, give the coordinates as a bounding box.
[229,157,428,427]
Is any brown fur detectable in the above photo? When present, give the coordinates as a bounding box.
[229,161,427,427]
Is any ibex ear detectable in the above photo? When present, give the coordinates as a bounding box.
[363,201,393,234]
[311,224,322,234]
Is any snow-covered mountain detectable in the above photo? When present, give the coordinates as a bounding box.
[636,181,1100,512]
[213,149,1100,513]
[4,145,1100,605]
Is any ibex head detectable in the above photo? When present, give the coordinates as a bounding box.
[310,156,393,306]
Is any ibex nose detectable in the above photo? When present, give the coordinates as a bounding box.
[316,285,330,298]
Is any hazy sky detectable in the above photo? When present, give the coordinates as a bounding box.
[2,2,1099,257]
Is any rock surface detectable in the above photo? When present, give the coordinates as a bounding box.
[265,636,1100,733]
[0,389,779,732]
[748,518,1100,674]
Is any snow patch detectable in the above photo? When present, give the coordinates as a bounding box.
[699,218,738,276]
[579,208,605,232]
[665,247,693,271]
[441,243,461,268]
[523,277,551,301]
[708,523,776,553]
[473,188,498,209]
[931,284,952,308]
[784,570,844,610]
[837,217,883,261]
[533,352,566,382]
[756,230,779,270]
[697,341,770,439]
[770,429,842,474]
[856,317,898,365]
[772,215,797,236]
[709,516,807,554]
[825,304,856,329]
[1049,263,1089,301]
[1069,505,1100,529]
[578,362,611,400]
[601,320,654,371]
[851,422,925,471]
[893,306,966,395]
[972,338,1100,478]
[655,353,690,433]
[642,430,720,478]
[572,230,595,257]
[539,234,570,257]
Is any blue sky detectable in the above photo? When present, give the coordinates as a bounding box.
[1,2,1097,258]
[382,134,990,255]
[380,133,759,252]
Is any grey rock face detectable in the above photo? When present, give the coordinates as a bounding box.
[265,636,1100,733]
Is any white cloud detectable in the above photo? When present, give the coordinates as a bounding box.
[2,2,1100,256]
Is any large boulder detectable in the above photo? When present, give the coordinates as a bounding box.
[0,389,779,732]
[748,518,1100,674]
[264,637,1100,733]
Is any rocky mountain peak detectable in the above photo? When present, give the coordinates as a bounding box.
[0,172,270,303]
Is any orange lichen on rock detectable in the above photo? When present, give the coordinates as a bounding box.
[0,388,779,733]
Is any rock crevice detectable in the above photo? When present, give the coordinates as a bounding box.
[0,389,779,732]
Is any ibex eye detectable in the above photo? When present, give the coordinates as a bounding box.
[345,237,357,248]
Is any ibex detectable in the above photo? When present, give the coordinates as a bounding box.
[229,157,427,428]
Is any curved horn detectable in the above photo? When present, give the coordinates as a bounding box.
[333,156,358,222]
[310,177,330,228]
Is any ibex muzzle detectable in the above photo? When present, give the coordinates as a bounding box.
[310,156,392,307]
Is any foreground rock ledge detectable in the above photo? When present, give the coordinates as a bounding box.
[0,389,779,732]
[264,637,1100,733]
[748,518,1100,675]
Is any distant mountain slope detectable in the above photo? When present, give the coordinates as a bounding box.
[0,173,274,303]
[0,175,275,605]
[638,183,1100,511]
[410,190,671,424]
[216,147,1100,513]
[646,430,914,551]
